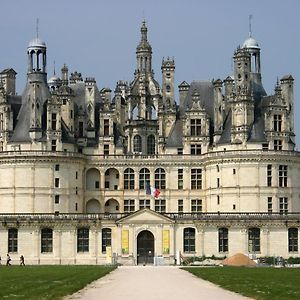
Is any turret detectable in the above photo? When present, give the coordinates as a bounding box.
[178,81,190,107]
[213,79,224,143]
[161,57,175,108]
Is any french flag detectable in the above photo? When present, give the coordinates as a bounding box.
[145,183,160,198]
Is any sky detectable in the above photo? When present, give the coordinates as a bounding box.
[1,0,300,146]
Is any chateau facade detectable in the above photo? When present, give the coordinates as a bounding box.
[0,22,299,265]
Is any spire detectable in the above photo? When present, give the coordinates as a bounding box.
[141,20,148,42]
[249,14,253,37]
[53,60,56,76]
[36,17,39,39]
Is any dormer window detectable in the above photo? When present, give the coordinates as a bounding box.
[190,119,201,136]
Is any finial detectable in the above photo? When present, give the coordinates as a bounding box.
[53,60,56,76]
[249,14,253,37]
[36,18,39,38]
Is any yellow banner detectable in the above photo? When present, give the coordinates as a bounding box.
[106,246,112,263]
[163,230,169,254]
[122,229,129,254]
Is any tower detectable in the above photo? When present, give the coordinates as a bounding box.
[161,57,175,108]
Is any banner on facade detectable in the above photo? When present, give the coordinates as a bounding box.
[106,246,112,263]
[163,230,170,254]
[122,229,129,254]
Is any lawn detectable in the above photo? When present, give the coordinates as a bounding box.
[182,266,300,300]
[0,265,116,299]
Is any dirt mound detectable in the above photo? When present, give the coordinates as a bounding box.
[222,253,256,266]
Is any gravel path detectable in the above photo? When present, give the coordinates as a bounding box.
[65,266,252,300]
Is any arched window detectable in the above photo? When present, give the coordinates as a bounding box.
[139,168,150,189]
[102,228,112,253]
[86,168,100,190]
[218,228,228,253]
[183,228,195,253]
[155,168,166,190]
[288,228,298,252]
[77,228,89,253]
[147,135,155,155]
[8,228,18,253]
[41,228,53,253]
[248,228,260,253]
[124,168,135,190]
[133,135,142,153]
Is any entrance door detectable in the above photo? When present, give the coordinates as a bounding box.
[137,230,154,265]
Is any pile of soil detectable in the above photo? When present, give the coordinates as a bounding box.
[222,253,256,266]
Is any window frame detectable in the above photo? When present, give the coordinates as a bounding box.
[124,168,135,190]
[41,228,53,253]
[183,228,195,253]
[102,228,112,253]
[77,228,89,253]
[8,228,18,253]
[218,228,229,253]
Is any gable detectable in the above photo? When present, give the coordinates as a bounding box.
[116,208,174,225]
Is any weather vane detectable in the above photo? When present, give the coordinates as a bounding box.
[249,14,253,37]
[36,18,39,38]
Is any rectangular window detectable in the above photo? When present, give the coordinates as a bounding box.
[191,199,202,213]
[75,203,78,211]
[124,199,135,213]
[51,140,56,151]
[55,195,59,204]
[55,164,60,171]
[248,228,260,253]
[79,121,84,137]
[279,165,288,187]
[233,169,236,175]
[102,228,111,253]
[190,144,201,155]
[267,165,272,187]
[155,199,166,213]
[218,228,228,253]
[217,195,220,205]
[190,119,201,136]
[191,169,202,189]
[70,110,73,119]
[178,199,183,213]
[139,199,150,209]
[184,228,195,252]
[55,178,59,188]
[77,228,89,252]
[0,113,3,130]
[268,197,272,213]
[217,178,220,187]
[274,140,283,151]
[104,144,109,155]
[124,168,135,190]
[288,228,298,252]
[41,228,53,253]
[8,228,18,253]
[262,143,269,151]
[178,169,183,190]
[51,113,57,130]
[279,197,288,214]
[104,119,109,136]
[177,148,183,155]
[273,114,282,132]
[76,171,78,180]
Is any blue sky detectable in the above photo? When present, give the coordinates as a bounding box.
[1,0,300,145]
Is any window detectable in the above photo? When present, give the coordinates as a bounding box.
[0,113,3,130]
[155,199,166,213]
[77,228,89,252]
[268,197,272,213]
[178,199,183,213]
[217,195,220,205]
[177,148,183,155]
[279,197,288,214]
[248,228,260,253]
[51,140,56,151]
[76,171,78,180]
[55,164,60,171]
[70,110,73,119]
[124,168,135,190]
[274,140,283,151]
[279,165,288,187]
[191,169,202,189]
[191,199,202,212]
[95,181,99,189]
[139,168,150,189]
[79,121,84,137]
[262,143,269,151]
[233,204,236,210]
[155,168,166,190]
[233,169,236,175]
[178,169,183,190]
[104,119,109,136]
[147,135,155,155]
[273,114,282,132]
[51,113,57,130]
[190,119,201,136]
[267,165,272,187]
[55,178,59,188]
[102,228,111,253]
[41,228,53,253]
[8,228,18,253]
[124,199,135,212]
[183,228,195,252]
[190,144,201,155]
[104,144,109,155]
[55,195,59,204]
[139,199,150,209]
[219,228,228,252]
[75,203,78,211]
[217,178,220,187]
[133,135,142,153]
[288,228,298,252]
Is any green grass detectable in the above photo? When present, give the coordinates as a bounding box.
[182,266,300,300]
[0,265,116,299]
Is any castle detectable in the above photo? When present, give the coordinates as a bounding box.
[0,22,299,265]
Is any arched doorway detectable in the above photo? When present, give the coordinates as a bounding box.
[137,230,154,265]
